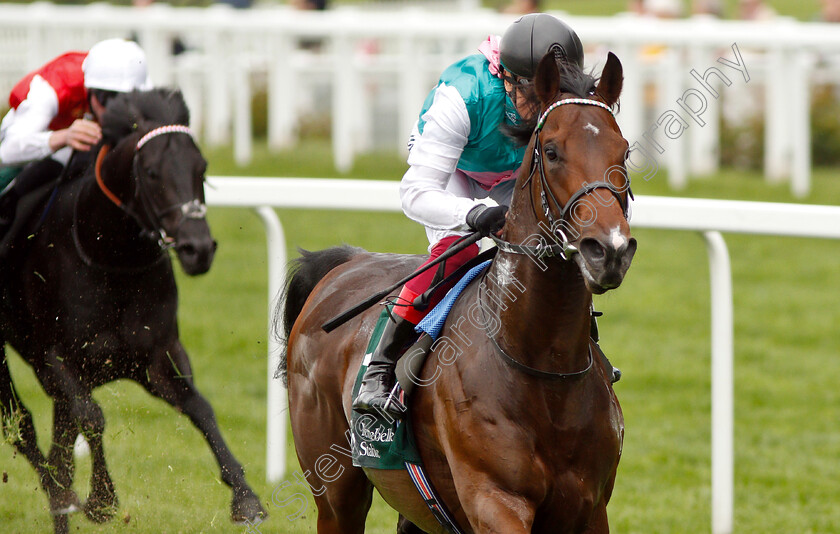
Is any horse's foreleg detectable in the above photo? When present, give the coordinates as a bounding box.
[74,397,118,523]
[46,401,85,516]
[52,514,70,534]
[581,502,610,533]
[142,342,266,523]
[446,466,537,534]
[37,349,115,522]
[0,351,81,521]
[460,489,536,533]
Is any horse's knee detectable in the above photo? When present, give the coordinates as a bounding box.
[180,389,214,419]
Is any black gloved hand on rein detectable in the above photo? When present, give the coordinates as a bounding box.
[466,204,508,237]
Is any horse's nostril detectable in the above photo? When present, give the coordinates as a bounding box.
[580,238,606,263]
[179,243,196,256]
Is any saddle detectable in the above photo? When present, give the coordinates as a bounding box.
[349,257,495,470]
[0,154,88,260]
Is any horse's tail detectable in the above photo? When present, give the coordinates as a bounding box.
[274,245,362,384]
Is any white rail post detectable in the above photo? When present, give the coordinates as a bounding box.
[398,32,424,157]
[688,43,719,177]
[255,206,288,483]
[204,6,233,147]
[703,231,734,534]
[332,31,357,173]
[791,50,812,198]
[662,46,688,190]
[136,3,175,87]
[764,47,790,183]
[614,39,645,148]
[268,34,296,151]
[233,43,253,167]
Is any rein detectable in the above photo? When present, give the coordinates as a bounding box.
[94,125,207,249]
[491,97,632,261]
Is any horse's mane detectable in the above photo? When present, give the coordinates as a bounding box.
[502,60,600,146]
[101,88,190,146]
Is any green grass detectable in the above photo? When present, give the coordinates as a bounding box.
[1,140,839,533]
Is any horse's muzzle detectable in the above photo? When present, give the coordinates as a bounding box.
[174,219,217,276]
[576,235,637,294]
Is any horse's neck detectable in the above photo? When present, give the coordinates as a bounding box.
[484,253,592,370]
[484,183,593,370]
[76,140,157,261]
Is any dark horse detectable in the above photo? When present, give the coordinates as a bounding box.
[280,51,635,533]
[0,89,265,533]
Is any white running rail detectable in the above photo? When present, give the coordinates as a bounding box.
[3,4,840,194]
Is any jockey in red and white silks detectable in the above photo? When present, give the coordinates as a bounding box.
[0,39,151,170]
[0,39,151,234]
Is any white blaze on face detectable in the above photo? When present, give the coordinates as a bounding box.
[584,123,600,136]
[609,225,627,250]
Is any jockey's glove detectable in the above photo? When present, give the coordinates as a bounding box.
[466,205,508,237]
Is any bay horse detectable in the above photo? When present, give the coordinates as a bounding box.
[0,88,265,533]
[280,51,635,533]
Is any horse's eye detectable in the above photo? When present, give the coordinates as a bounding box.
[544,146,560,162]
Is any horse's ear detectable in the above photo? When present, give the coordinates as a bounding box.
[596,52,623,108]
[534,51,560,106]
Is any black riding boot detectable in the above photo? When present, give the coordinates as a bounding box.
[352,315,417,419]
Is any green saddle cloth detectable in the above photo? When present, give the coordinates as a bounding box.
[351,307,423,469]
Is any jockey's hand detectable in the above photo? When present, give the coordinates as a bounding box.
[466,205,508,237]
[52,119,102,152]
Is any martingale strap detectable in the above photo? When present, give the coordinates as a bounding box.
[405,462,466,534]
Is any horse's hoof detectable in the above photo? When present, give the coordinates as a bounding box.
[230,492,268,524]
[49,489,82,516]
[83,494,119,523]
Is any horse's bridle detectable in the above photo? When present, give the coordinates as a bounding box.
[479,98,630,381]
[490,97,632,261]
[95,124,208,250]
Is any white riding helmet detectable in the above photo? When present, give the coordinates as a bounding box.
[82,39,152,92]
